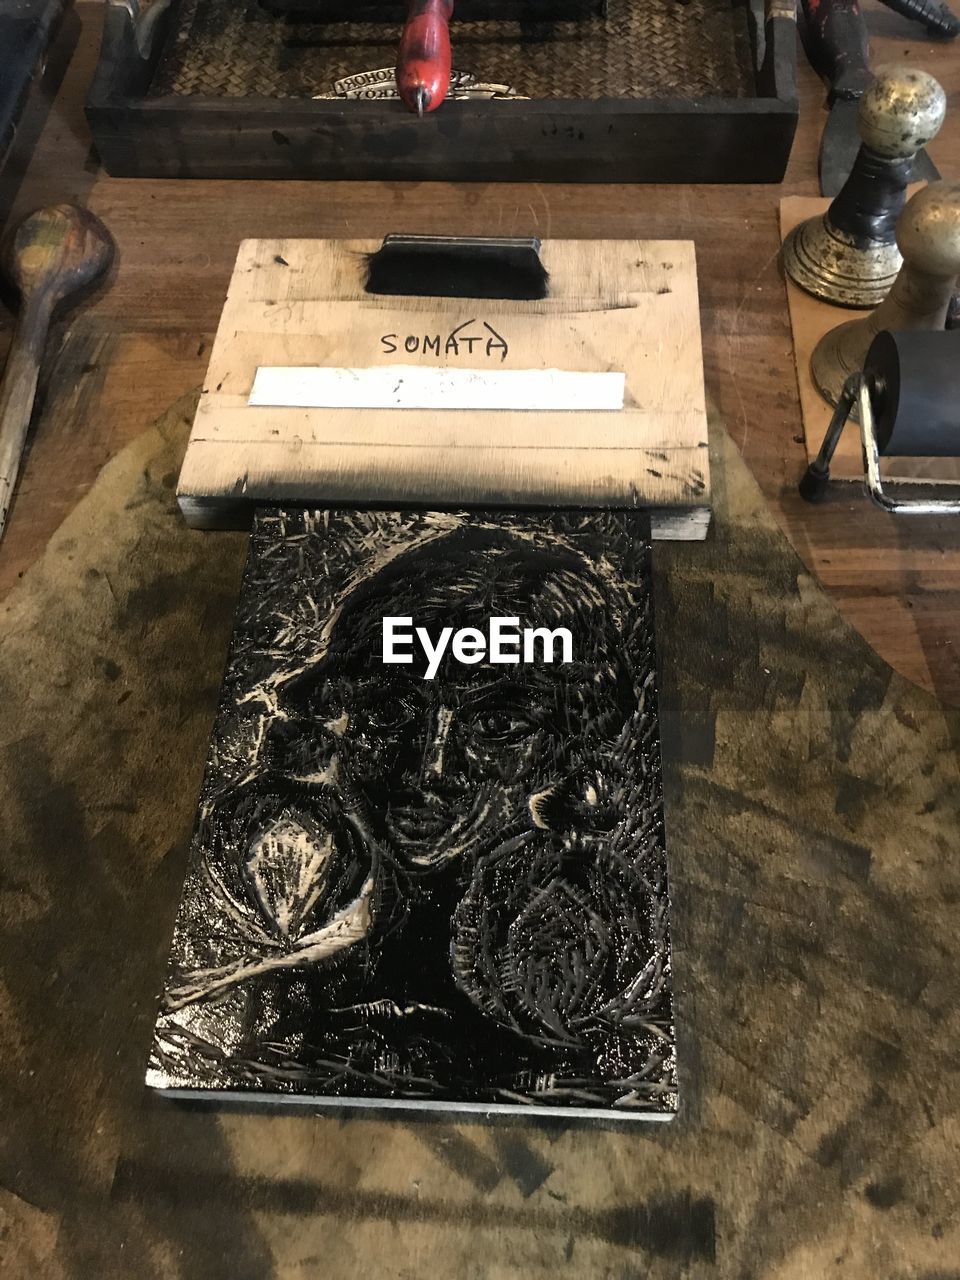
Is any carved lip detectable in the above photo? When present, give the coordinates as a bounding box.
[384,785,500,860]
[387,785,463,836]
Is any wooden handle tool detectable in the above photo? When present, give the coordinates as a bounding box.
[800,0,873,103]
[396,0,454,116]
[0,204,114,543]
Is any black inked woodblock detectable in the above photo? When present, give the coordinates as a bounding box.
[149,509,677,1119]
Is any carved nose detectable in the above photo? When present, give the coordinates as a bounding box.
[420,705,453,780]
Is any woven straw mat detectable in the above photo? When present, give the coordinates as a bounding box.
[150,0,757,100]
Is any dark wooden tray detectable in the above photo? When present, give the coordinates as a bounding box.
[257,1,606,18]
[86,0,798,182]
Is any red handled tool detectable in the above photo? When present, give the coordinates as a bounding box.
[396,0,454,116]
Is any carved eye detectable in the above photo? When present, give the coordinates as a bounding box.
[474,709,532,745]
[366,697,412,732]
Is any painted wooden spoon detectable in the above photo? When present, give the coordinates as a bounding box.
[0,204,114,542]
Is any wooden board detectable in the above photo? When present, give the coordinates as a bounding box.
[780,196,960,488]
[177,237,712,539]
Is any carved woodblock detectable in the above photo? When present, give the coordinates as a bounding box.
[149,507,677,1119]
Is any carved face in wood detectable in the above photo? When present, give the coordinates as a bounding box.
[153,511,674,1111]
[268,526,645,874]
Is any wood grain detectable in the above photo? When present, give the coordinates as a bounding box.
[177,237,710,534]
[0,0,958,699]
[2,399,959,1277]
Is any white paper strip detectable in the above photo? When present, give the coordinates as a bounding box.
[249,365,626,412]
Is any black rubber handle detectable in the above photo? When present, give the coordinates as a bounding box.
[877,0,958,39]
[365,235,548,300]
[800,0,874,103]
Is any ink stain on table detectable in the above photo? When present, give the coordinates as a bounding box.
[149,508,676,1118]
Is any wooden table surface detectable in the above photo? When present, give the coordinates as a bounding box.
[0,1,958,703]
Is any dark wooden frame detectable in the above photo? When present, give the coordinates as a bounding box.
[1,0,67,166]
[85,0,798,182]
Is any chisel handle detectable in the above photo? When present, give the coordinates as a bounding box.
[396,0,454,115]
[801,0,874,102]
[877,0,958,39]
[0,292,53,541]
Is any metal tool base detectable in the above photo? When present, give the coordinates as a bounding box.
[810,315,881,415]
[782,217,902,309]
